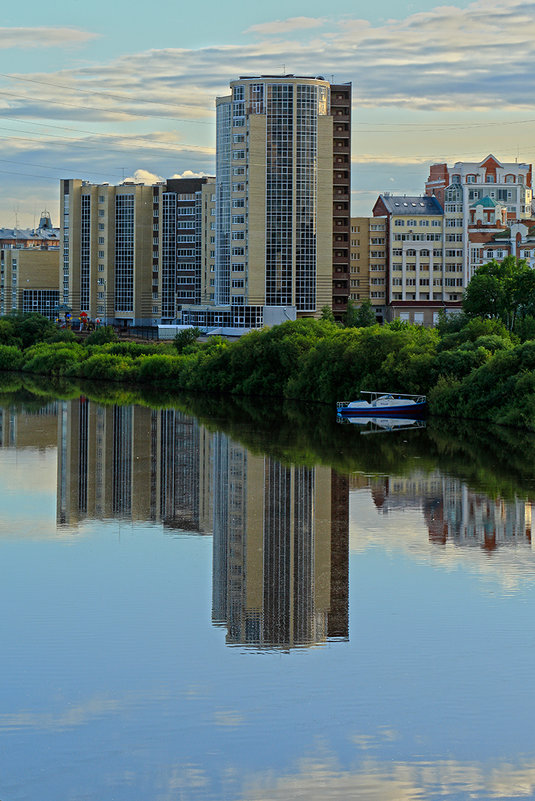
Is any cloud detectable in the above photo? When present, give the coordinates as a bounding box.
[1,0,534,126]
[170,170,211,179]
[0,27,98,49]
[1,0,535,223]
[246,17,325,35]
[122,169,162,184]
[241,755,535,801]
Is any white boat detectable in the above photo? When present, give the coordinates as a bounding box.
[336,391,427,419]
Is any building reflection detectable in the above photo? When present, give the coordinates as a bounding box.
[212,432,349,649]
[57,399,213,532]
[56,398,349,649]
[0,402,58,449]
[360,470,533,551]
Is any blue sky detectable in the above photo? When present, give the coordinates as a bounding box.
[1,0,535,226]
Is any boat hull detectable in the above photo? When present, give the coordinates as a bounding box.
[338,402,427,418]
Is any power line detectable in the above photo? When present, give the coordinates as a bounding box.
[0,71,214,114]
[0,88,214,124]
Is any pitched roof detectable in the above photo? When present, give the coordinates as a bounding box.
[470,197,498,208]
[378,195,443,215]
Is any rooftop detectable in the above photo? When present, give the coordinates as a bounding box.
[379,195,443,215]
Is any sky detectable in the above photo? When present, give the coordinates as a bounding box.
[2,0,535,227]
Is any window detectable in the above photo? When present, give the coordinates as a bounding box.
[232,263,245,272]
[98,195,105,202]
[419,220,429,227]
[98,237,104,244]
[232,183,245,192]
[98,264,104,272]
[233,134,245,143]
[432,220,441,227]
[486,174,495,183]
[232,215,245,224]
[233,167,245,175]
[232,199,245,208]
[233,150,245,160]
[98,250,105,258]
[98,223,105,230]
[232,247,245,256]
[232,232,245,240]
[394,219,404,226]
[231,279,244,288]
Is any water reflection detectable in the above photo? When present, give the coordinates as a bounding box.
[57,400,213,533]
[360,471,533,551]
[2,391,535,799]
[57,398,350,649]
[212,434,349,648]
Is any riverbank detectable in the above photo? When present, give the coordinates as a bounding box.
[0,316,534,431]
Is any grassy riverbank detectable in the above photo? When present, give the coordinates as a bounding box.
[0,313,534,430]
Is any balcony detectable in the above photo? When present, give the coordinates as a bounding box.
[333,285,349,296]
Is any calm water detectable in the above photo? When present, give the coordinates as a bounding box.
[1,385,535,801]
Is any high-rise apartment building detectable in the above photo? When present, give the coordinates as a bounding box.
[61,177,214,326]
[183,75,350,331]
[331,84,352,322]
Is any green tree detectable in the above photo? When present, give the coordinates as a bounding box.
[354,299,376,328]
[174,327,201,353]
[344,299,378,328]
[343,299,358,328]
[320,305,335,323]
[463,256,535,331]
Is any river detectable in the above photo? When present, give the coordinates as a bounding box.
[1,380,535,800]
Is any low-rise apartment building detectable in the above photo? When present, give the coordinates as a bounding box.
[349,217,387,322]
[0,248,59,319]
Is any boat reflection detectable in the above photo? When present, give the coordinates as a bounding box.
[338,415,427,434]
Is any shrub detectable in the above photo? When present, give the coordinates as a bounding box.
[85,325,117,345]
[137,354,180,382]
[174,327,202,353]
[78,352,137,382]
[0,344,24,371]
[22,342,83,376]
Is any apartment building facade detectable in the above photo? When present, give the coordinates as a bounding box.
[0,248,59,319]
[426,155,534,283]
[372,194,463,325]
[61,177,214,326]
[331,83,352,322]
[183,75,347,331]
[349,217,387,322]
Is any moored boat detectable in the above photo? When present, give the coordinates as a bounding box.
[336,391,427,419]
